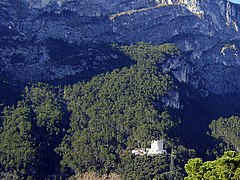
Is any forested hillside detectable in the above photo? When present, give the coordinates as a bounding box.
[0,43,239,179]
[209,116,240,152]
[1,0,240,179]
[0,43,192,179]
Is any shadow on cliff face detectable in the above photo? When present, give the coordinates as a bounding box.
[0,74,24,107]
[0,39,135,105]
[1,39,135,83]
[44,39,135,85]
[169,82,240,159]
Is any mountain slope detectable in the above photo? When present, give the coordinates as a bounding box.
[0,0,240,95]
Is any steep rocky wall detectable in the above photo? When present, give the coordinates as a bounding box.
[109,0,240,94]
[1,0,240,95]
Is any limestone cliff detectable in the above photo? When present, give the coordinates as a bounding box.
[0,0,240,94]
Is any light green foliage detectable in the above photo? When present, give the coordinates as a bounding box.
[185,151,240,180]
[209,116,240,151]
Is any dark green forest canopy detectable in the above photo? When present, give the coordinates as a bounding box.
[117,42,180,63]
[58,43,193,178]
[0,43,194,179]
[209,116,240,152]
[0,83,66,179]
[0,101,37,179]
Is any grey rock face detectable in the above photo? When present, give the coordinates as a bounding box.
[162,90,180,109]
[0,0,240,95]
[161,56,193,83]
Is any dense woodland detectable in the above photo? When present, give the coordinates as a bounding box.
[0,43,239,179]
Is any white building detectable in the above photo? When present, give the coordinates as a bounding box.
[132,139,167,156]
[131,148,147,155]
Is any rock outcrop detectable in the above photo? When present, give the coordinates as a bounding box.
[0,0,240,94]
